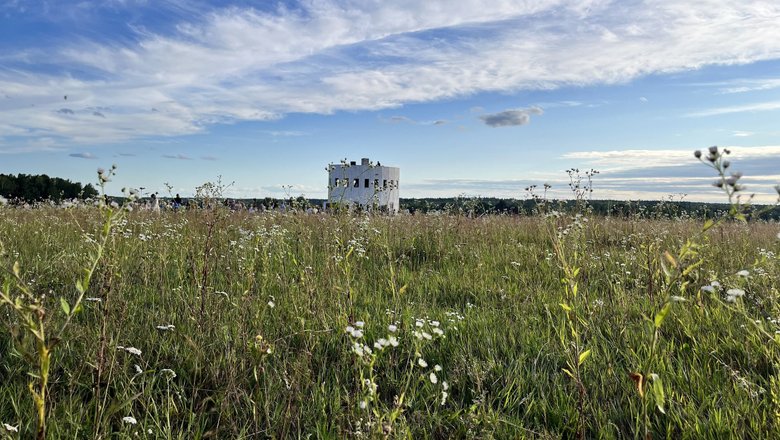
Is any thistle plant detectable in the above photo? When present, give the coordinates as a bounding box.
[0,165,132,439]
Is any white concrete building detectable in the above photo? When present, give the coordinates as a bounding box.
[327,158,400,213]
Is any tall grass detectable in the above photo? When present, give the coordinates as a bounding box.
[1,154,779,438]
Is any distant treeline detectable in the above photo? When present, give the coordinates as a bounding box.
[0,173,98,202]
[223,196,780,220]
[398,197,780,220]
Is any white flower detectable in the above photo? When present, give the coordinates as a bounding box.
[432,328,444,336]
[160,369,177,379]
[156,324,175,331]
[3,423,18,432]
[359,400,368,409]
[355,321,365,328]
[421,332,432,340]
[352,342,365,357]
[134,364,143,374]
[388,336,399,347]
[701,285,715,293]
[417,358,428,368]
[415,320,424,328]
[352,329,363,338]
[122,347,142,356]
[737,270,750,278]
[413,331,423,339]
[440,391,448,405]
[345,326,355,334]
[267,300,275,308]
[85,297,102,302]
[442,381,449,390]
[429,372,438,384]
[388,324,398,333]
[727,288,745,298]
[670,296,686,302]
[710,281,721,288]
[434,364,442,372]
[430,320,440,327]
[122,416,138,425]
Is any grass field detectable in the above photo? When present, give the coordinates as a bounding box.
[1,157,780,438]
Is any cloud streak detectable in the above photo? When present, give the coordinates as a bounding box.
[2,1,780,148]
[480,107,543,127]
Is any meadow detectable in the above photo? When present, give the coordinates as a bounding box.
[1,152,780,439]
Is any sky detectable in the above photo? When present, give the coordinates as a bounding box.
[1,0,780,202]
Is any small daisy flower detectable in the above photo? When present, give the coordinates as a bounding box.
[429,372,438,384]
[737,270,750,278]
[417,358,428,368]
[388,324,398,333]
[122,416,138,425]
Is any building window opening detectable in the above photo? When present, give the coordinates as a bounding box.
[374,179,379,188]
[364,178,369,188]
[383,179,387,188]
[334,178,339,187]
[353,178,359,187]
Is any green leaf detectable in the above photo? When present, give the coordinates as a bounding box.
[654,302,671,328]
[559,303,572,312]
[60,297,70,315]
[12,261,20,277]
[652,376,666,414]
[702,219,714,231]
[578,349,592,366]
[75,279,85,294]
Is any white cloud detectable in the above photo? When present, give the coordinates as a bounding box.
[562,146,780,171]
[2,1,780,147]
[686,101,780,117]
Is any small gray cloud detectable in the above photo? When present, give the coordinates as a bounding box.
[639,96,648,103]
[57,108,75,115]
[386,115,414,124]
[480,107,543,127]
[432,120,448,125]
[200,155,218,161]
[69,152,97,159]
[93,111,105,118]
[162,153,192,160]
[118,152,135,157]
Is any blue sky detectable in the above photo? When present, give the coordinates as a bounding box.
[1,0,780,202]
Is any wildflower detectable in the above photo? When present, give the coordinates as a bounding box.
[267,300,275,308]
[422,332,432,340]
[441,391,448,405]
[3,423,18,432]
[737,270,749,277]
[432,328,444,337]
[355,321,365,328]
[417,358,428,368]
[388,336,399,347]
[352,342,365,357]
[388,324,398,333]
[430,320,440,327]
[415,320,424,328]
[727,288,745,297]
[710,281,721,288]
[122,416,138,425]
[434,364,442,372]
[701,285,715,293]
[121,346,142,356]
[134,364,143,374]
[670,296,686,302]
[359,400,368,409]
[160,369,177,379]
[442,381,449,390]
[156,324,175,331]
[429,372,438,384]
[86,297,102,302]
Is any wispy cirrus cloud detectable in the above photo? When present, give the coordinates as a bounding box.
[69,152,98,159]
[2,1,780,149]
[162,153,192,160]
[686,101,780,117]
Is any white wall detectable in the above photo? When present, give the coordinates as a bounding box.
[328,159,400,213]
